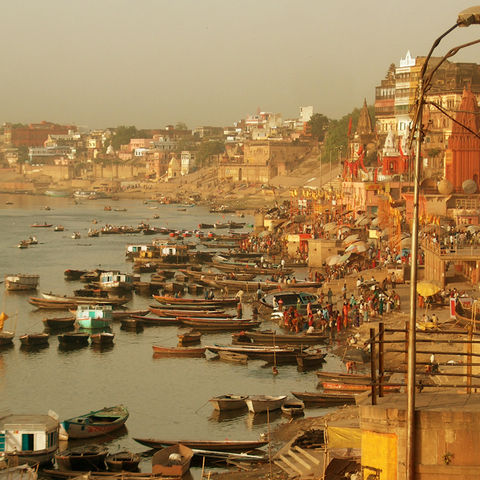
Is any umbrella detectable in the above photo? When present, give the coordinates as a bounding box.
[323,222,337,232]
[416,281,441,298]
[343,234,360,246]
[356,216,371,226]
[337,226,351,234]
[467,225,480,233]
[370,217,380,227]
[326,255,341,266]
[345,241,367,253]
[337,252,352,264]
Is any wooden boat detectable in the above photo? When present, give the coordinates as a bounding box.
[281,399,305,417]
[209,394,248,411]
[111,309,149,319]
[42,316,75,330]
[64,269,88,280]
[0,413,60,466]
[233,330,328,346]
[54,225,65,231]
[149,303,224,312]
[18,240,29,249]
[218,351,248,364]
[296,352,327,369]
[153,295,238,307]
[315,371,380,384]
[245,395,287,414]
[120,318,144,331]
[61,405,129,439]
[152,444,193,477]
[291,391,357,406]
[19,333,49,346]
[137,315,180,326]
[58,332,90,347]
[181,269,257,282]
[177,329,202,345]
[455,299,480,327]
[4,274,39,291]
[105,451,140,472]
[206,344,299,363]
[90,332,115,345]
[133,437,268,452]
[321,382,401,393]
[31,223,52,228]
[179,318,260,331]
[30,295,129,309]
[0,331,14,346]
[149,306,231,318]
[55,445,108,470]
[76,305,113,329]
[152,345,206,357]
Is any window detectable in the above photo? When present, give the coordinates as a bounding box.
[22,433,34,451]
[0,433,4,452]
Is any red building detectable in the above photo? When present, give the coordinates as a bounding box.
[444,86,480,192]
[4,121,76,147]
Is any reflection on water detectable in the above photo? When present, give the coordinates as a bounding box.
[245,410,282,430]
[209,408,248,423]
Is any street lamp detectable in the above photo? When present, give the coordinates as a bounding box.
[406,7,480,480]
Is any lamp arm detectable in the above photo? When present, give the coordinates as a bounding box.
[426,101,480,140]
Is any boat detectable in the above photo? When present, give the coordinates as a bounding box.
[4,274,39,291]
[31,222,52,228]
[152,345,206,357]
[233,330,328,346]
[64,269,88,280]
[177,329,202,345]
[0,330,14,346]
[136,315,180,326]
[149,306,231,318]
[0,464,38,480]
[152,444,193,477]
[315,371,382,385]
[90,332,115,346]
[58,332,90,347]
[18,240,29,249]
[105,451,140,472]
[245,395,287,414]
[42,316,75,330]
[55,445,108,470]
[0,412,60,466]
[296,352,327,369]
[218,351,248,364]
[54,225,65,232]
[281,399,305,417]
[71,232,81,239]
[133,437,268,452]
[153,295,239,307]
[260,290,321,313]
[455,298,480,327]
[120,318,144,331]
[19,333,49,347]
[61,405,129,439]
[291,391,357,406]
[111,309,149,319]
[209,394,248,411]
[179,318,260,331]
[75,305,113,329]
[206,344,300,363]
[149,303,224,312]
[88,229,100,237]
[30,294,129,309]
[321,382,401,393]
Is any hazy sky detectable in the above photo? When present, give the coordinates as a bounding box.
[1,0,480,129]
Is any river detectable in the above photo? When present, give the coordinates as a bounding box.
[0,193,345,477]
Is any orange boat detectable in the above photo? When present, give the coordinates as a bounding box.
[322,382,401,393]
[152,345,206,357]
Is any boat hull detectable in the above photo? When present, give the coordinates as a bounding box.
[209,395,248,411]
[245,396,287,414]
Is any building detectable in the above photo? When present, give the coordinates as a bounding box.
[3,121,76,147]
[180,151,196,175]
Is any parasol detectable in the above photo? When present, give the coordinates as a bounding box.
[326,255,341,266]
[323,222,337,232]
[345,241,367,253]
[416,281,441,298]
[343,234,360,246]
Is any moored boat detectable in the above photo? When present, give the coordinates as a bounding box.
[152,444,193,477]
[281,399,305,417]
[58,332,90,348]
[75,305,113,329]
[152,345,206,357]
[321,382,400,393]
[315,371,381,385]
[233,330,328,346]
[0,412,60,466]
[61,405,129,439]
[296,352,327,369]
[177,329,202,345]
[55,445,108,470]
[133,437,268,452]
[291,391,357,406]
[105,451,140,472]
[245,395,287,414]
[153,295,238,307]
[4,274,40,291]
[90,332,115,345]
[179,318,260,331]
[218,351,248,364]
[209,394,248,411]
[19,333,49,347]
[42,316,75,330]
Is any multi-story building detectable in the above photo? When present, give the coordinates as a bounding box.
[3,121,76,147]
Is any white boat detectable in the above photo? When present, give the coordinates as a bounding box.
[75,305,113,329]
[245,395,287,414]
[4,274,39,291]
[209,394,248,411]
[0,412,60,466]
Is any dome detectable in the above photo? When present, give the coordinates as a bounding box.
[437,179,453,195]
[462,179,478,194]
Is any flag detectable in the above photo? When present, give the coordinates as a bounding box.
[347,117,353,137]
[0,312,7,331]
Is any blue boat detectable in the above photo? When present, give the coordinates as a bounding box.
[76,305,112,329]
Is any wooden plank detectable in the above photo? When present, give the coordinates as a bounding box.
[293,446,322,465]
[287,450,313,470]
[278,454,308,475]
[273,460,298,477]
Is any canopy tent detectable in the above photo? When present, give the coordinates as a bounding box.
[416,281,441,298]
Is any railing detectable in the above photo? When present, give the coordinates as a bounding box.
[421,238,480,257]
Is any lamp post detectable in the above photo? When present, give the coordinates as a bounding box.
[406,7,480,480]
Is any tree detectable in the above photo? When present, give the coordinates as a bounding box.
[196,140,225,167]
[308,113,330,141]
[175,122,188,131]
[110,126,150,150]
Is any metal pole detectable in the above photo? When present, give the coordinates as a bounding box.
[370,327,377,405]
[379,322,385,397]
[329,150,332,182]
[406,79,423,480]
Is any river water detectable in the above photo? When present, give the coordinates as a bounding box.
[0,193,345,477]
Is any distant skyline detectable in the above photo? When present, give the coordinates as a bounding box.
[1,0,480,129]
